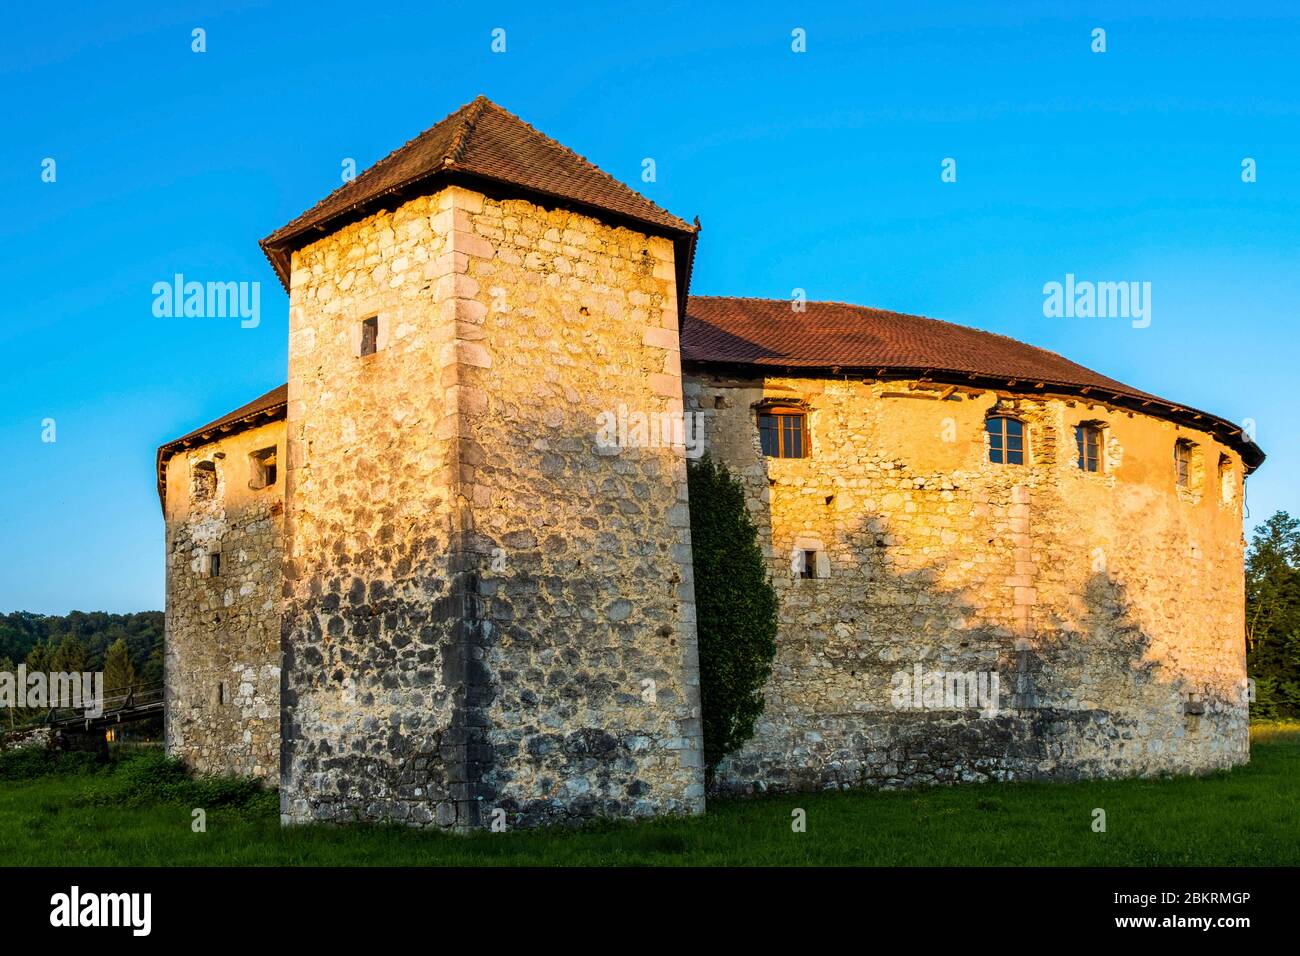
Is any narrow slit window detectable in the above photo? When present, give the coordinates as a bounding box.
[1175,440,1193,488]
[360,316,379,357]
[986,416,1025,465]
[1075,424,1102,472]
[1219,454,1235,503]
[209,553,221,577]
[758,407,809,458]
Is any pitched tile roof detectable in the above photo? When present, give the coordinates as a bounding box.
[682,296,1153,392]
[682,295,1263,469]
[260,96,695,289]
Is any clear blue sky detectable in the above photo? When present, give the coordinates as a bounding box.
[2,1,1297,614]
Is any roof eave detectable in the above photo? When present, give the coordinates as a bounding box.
[259,166,695,294]
[678,358,1266,474]
[155,398,289,513]
[673,218,701,326]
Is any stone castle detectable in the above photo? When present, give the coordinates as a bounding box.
[157,96,1264,829]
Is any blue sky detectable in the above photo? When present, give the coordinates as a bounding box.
[2,1,1297,614]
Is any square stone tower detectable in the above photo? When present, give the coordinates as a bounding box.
[259,97,704,829]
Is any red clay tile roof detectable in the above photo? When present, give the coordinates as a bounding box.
[682,295,1263,469]
[260,96,695,290]
[155,384,287,508]
[683,297,1155,392]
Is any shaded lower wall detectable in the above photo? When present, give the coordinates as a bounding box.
[279,542,466,826]
[686,371,1249,793]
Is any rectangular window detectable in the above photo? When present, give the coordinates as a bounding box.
[360,316,379,357]
[191,460,217,501]
[209,553,221,577]
[1175,441,1192,488]
[758,409,808,458]
[1219,454,1235,503]
[1075,425,1102,472]
[800,550,818,579]
[987,417,1025,465]
[249,447,277,489]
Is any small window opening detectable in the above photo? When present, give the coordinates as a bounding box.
[800,550,819,579]
[986,416,1025,465]
[1218,454,1235,504]
[1075,424,1103,472]
[191,460,217,501]
[209,553,221,577]
[216,681,227,706]
[360,316,379,356]
[249,447,278,489]
[1174,439,1194,488]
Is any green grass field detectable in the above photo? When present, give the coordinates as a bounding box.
[2,725,1297,866]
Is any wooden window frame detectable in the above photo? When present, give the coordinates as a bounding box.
[986,415,1026,466]
[758,406,809,459]
[1075,423,1103,473]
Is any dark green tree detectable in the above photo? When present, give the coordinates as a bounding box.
[103,638,137,698]
[24,640,53,674]
[0,656,14,729]
[1246,511,1300,719]
[687,453,779,781]
[50,634,91,674]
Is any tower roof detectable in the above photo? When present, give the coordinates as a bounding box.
[260,96,695,290]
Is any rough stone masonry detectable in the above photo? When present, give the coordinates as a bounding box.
[156,97,1264,830]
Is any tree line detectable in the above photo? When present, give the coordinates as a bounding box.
[0,610,163,701]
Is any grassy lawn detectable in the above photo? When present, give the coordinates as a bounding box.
[1,725,1297,866]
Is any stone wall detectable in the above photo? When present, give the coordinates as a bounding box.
[163,420,284,779]
[457,189,704,826]
[684,373,1249,792]
[281,184,702,829]
[0,726,57,752]
[280,188,462,826]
